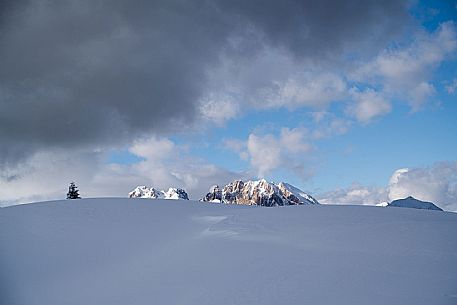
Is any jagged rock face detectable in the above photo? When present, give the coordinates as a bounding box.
[201,179,319,207]
[277,182,320,205]
[203,185,223,202]
[129,186,189,200]
[222,180,282,206]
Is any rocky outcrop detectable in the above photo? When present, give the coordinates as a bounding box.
[202,185,223,202]
[387,196,442,211]
[201,179,319,206]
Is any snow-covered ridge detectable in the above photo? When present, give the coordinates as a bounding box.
[201,179,319,206]
[2,198,456,305]
[128,186,189,200]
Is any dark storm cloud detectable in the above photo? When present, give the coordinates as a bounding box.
[0,0,410,167]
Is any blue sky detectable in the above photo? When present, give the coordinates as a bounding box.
[1,0,456,210]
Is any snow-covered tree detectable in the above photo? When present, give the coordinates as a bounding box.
[67,182,81,199]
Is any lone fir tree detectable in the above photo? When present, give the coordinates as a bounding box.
[67,182,81,199]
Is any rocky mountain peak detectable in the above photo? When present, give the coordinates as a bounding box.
[128,186,189,200]
[201,179,319,207]
[387,196,442,211]
[204,185,223,202]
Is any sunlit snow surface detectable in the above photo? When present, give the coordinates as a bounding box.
[1,198,456,305]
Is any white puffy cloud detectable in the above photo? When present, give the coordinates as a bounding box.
[317,161,457,211]
[387,162,457,211]
[445,78,457,94]
[351,22,457,110]
[262,72,347,109]
[310,111,328,123]
[246,134,283,178]
[129,137,176,160]
[225,128,313,178]
[310,113,351,139]
[388,168,409,185]
[223,139,249,161]
[199,94,240,125]
[318,184,387,206]
[347,88,392,123]
[279,128,313,154]
[225,116,353,179]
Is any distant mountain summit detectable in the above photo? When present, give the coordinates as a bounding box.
[129,186,189,200]
[387,196,443,211]
[201,179,319,206]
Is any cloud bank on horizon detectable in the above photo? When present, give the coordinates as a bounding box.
[319,161,457,211]
[0,0,456,210]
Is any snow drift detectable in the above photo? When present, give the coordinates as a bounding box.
[1,198,456,305]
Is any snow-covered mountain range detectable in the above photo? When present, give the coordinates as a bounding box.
[387,196,443,211]
[127,179,318,206]
[128,186,189,200]
[201,179,319,206]
[127,183,445,212]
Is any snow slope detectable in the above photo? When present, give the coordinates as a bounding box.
[1,198,456,305]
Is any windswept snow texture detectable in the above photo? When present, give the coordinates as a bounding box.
[388,196,443,211]
[1,199,457,305]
